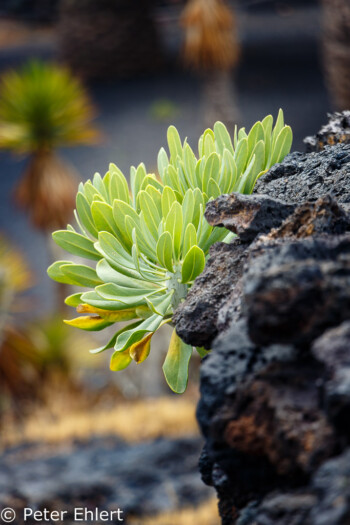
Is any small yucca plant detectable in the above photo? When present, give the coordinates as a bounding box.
[48,111,292,393]
[0,61,99,231]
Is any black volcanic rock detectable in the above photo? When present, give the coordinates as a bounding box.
[254,143,350,205]
[175,142,350,524]
[173,240,248,349]
[237,492,315,525]
[243,234,350,347]
[311,449,350,525]
[312,322,350,434]
[205,193,296,243]
[266,195,350,239]
[304,111,350,153]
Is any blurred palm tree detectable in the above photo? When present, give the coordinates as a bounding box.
[0,61,100,231]
[181,0,240,129]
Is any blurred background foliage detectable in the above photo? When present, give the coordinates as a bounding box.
[0,0,348,522]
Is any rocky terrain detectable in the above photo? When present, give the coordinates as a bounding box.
[0,436,213,524]
[174,119,350,524]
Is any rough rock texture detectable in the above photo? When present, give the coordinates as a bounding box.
[244,235,350,347]
[254,143,350,205]
[312,322,350,434]
[174,142,350,524]
[173,241,248,348]
[0,436,212,524]
[304,111,350,152]
[205,193,296,242]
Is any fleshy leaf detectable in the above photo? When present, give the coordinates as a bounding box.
[65,293,83,307]
[110,349,132,371]
[47,260,76,285]
[129,332,153,364]
[52,230,100,261]
[64,315,113,331]
[114,314,163,353]
[156,231,174,273]
[181,245,205,283]
[60,263,102,288]
[162,329,192,394]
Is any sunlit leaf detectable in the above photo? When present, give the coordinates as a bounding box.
[64,315,113,331]
[156,231,174,272]
[163,329,192,394]
[129,332,153,364]
[181,245,205,283]
[53,230,100,261]
[110,349,132,371]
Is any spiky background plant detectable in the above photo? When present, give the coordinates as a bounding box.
[48,111,293,393]
[0,61,99,231]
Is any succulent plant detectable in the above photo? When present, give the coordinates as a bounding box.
[48,110,292,393]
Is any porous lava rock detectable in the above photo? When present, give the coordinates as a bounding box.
[173,241,248,348]
[304,111,350,152]
[244,234,350,347]
[254,143,350,206]
[174,141,350,524]
[204,193,296,242]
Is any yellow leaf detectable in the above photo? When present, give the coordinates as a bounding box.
[129,332,153,364]
[64,316,111,331]
[110,349,132,371]
[76,303,141,322]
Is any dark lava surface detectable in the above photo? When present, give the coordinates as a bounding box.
[0,435,213,523]
[174,135,350,524]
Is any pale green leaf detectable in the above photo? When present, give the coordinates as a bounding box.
[165,201,183,259]
[158,147,169,179]
[65,293,82,307]
[234,137,248,175]
[156,231,174,272]
[61,263,103,288]
[162,329,192,394]
[181,245,205,283]
[161,186,177,218]
[47,260,76,285]
[52,230,100,261]
[182,223,197,257]
[108,163,130,203]
[76,192,98,238]
[91,201,118,236]
[270,125,293,167]
[167,125,183,162]
[114,313,164,353]
[214,121,234,156]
